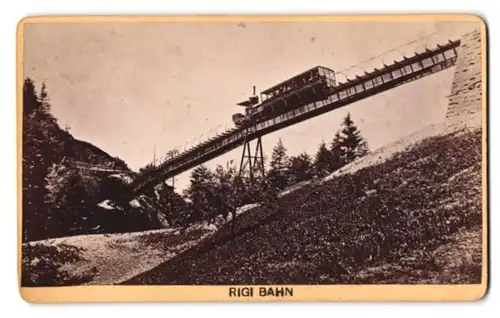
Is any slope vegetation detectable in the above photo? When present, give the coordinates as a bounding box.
[123,127,482,285]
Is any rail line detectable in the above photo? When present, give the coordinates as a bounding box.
[132,39,461,194]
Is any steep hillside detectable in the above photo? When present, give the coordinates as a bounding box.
[124,127,482,285]
[63,134,130,171]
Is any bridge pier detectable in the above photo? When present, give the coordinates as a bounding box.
[238,135,265,183]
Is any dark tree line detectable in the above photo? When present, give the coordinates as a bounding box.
[177,113,369,226]
[22,78,160,242]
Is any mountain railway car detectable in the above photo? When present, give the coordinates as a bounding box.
[232,66,336,128]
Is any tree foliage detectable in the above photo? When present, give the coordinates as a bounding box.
[184,165,217,223]
[289,152,314,183]
[329,131,346,171]
[311,114,369,180]
[267,138,291,191]
[21,78,145,241]
[313,141,332,178]
[337,113,369,164]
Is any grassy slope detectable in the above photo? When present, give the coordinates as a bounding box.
[123,127,482,285]
[22,226,213,286]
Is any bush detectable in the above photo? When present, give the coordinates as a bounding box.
[22,243,96,286]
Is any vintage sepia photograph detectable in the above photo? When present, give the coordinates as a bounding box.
[18,15,487,300]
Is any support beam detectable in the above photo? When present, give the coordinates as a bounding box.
[238,132,265,183]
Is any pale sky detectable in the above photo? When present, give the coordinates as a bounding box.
[23,19,479,192]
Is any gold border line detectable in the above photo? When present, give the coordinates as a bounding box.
[16,13,485,24]
[17,14,488,303]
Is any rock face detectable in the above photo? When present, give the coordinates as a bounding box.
[445,28,483,130]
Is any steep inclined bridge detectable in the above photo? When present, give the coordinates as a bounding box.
[132,39,461,194]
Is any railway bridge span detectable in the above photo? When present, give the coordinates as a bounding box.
[131,38,461,195]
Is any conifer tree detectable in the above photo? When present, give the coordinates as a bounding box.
[329,131,346,172]
[338,113,369,164]
[45,163,92,237]
[39,82,51,115]
[289,152,314,183]
[184,165,216,222]
[267,138,291,191]
[154,182,188,227]
[22,78,50,241]
[23,78,39,115]
[213,162,237,220]
[313,141,332,178]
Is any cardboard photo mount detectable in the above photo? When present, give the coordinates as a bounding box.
[17,14,488,303]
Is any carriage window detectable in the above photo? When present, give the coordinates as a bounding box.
[355,84,364,92]
[339,90,347,99]
[331,93,339,102]
[373,76,382,86]
[348,87,356,95]
[405,65,413,74]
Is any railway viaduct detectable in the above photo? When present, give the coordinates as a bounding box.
[78,28,484,199]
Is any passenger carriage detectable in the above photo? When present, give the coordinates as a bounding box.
[233,66,336,127]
